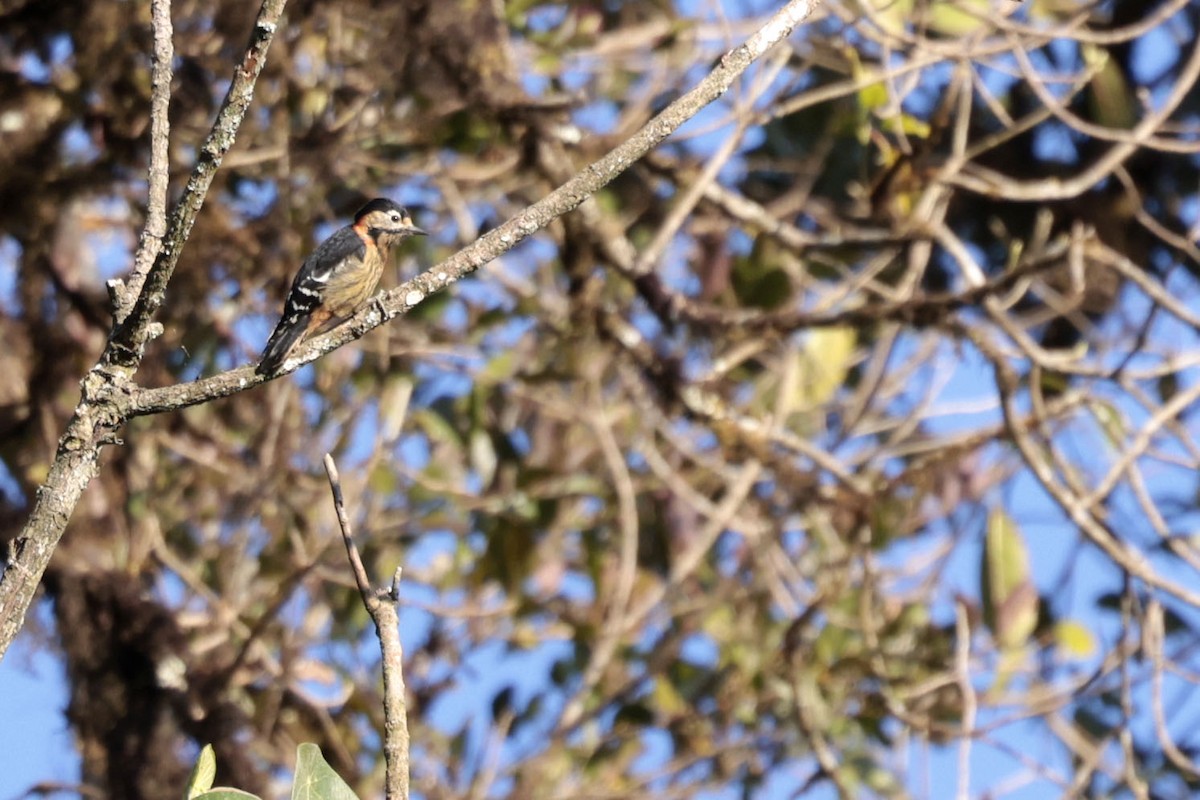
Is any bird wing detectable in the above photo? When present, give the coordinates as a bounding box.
[256,226,368,374]
[291,225,367,288]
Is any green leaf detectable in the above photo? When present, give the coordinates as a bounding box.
[378,374,414,442]
[469,428,498,487]
[883,113,931,139]
[844,753,903,794]
[858,79,888,113]
[478,350,518,385]
[1054,620,1097,659]
[927,0,992,37]
[1030,0,1089,21]
[291,744,361,800]
[980,508,1038,650]
[1087,399,1127,449]
[414,407,463,449]
[367,461,398,495]
[802,326,856,407]
[193,792,262,800]
[1084,44,1137,129]
[653,675,689,717]
[847,48,887,112]
[731,239,792,310]
[861,0,914,36]
[186,744,217,800]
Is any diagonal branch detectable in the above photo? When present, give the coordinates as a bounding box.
[124,0,826,416]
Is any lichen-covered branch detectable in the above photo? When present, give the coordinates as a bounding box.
[111,0,174,322]
[0,0,289,662]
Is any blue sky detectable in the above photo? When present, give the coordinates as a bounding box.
[2,610,76,795]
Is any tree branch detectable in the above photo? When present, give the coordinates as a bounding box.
[110,0,174,322]
[126,0,824,413]
[0,0,288,662]
[107,0,289,368]
[0,0,821,661]
[323,454,409,800]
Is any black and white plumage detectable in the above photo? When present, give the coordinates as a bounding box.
[256,198,425,375]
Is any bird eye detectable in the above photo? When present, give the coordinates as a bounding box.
[390,212,401,222]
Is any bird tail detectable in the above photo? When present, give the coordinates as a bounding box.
[256,317,309,375]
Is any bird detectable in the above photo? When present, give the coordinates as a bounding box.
[256,198,426,375]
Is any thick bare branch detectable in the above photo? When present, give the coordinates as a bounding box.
[0,0,288,662]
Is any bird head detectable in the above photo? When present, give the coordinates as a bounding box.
[354,198,427,244]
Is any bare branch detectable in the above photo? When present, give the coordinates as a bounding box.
[0,0,288,662]
[110,0,174,321]
[949,35,1200,201]
[107,0,289,368]
[121,0,826,414]
[323,454,409,800]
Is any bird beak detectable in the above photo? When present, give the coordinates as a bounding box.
[405,222,427,236]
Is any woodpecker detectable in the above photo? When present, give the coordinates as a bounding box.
[256,198,426,375]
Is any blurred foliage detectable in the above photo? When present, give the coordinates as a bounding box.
[2,0,1200,798]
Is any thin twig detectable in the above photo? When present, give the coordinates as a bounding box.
[1146,599,1200,777]
[557,393,641,731]
[961,321,1200,610]
[1119,586,1150,800]
[949,35,1200,201]
[112,0,174,321]
[955,600,977,800]
[323,454,409,800]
